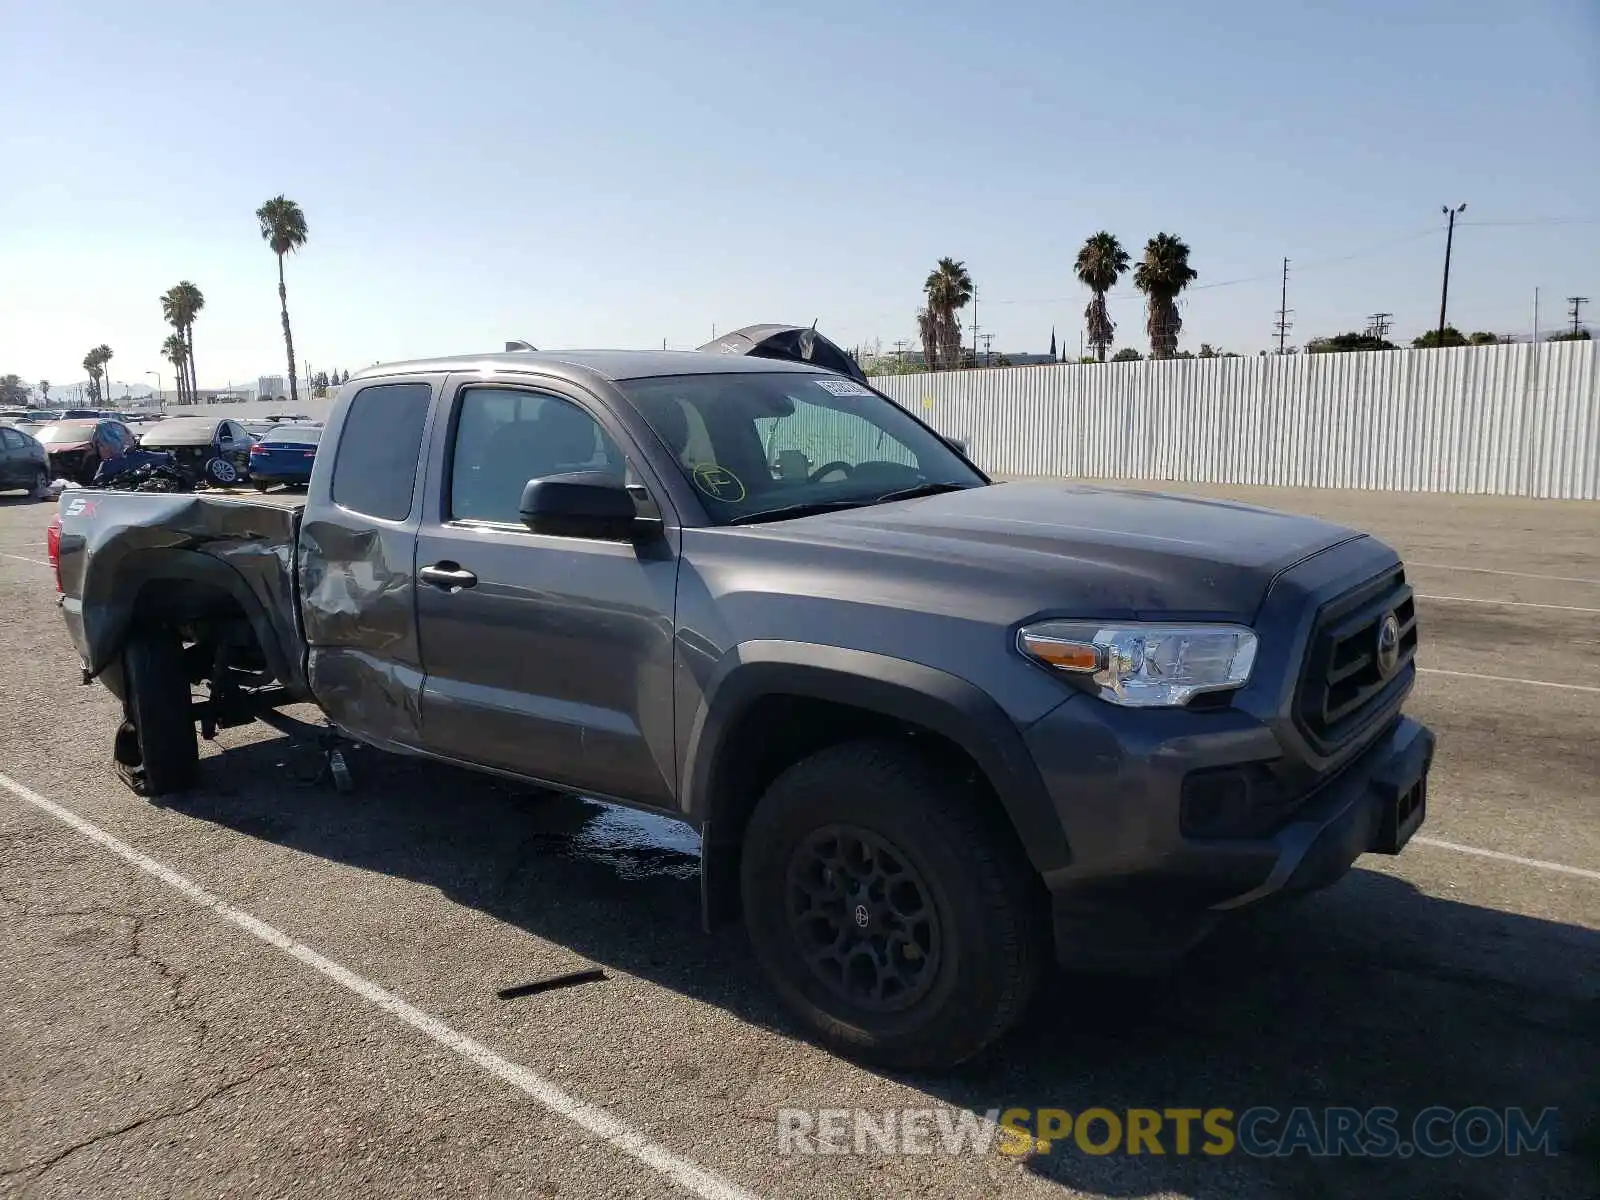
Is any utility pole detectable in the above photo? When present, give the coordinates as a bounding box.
[1273,258,1293,354]
[893,339,907,370]
[969,285,979,369]
[1567,296,1589,337]
[1365,313,1393,341]
[980,332,995,367]
[1437,203,1467,338]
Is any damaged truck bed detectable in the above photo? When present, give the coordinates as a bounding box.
[56,490,309,726]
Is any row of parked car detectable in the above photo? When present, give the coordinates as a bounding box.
[0,411,323,496]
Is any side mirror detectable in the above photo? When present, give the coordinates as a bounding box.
[943,436,969,457]
[520,471,641,540]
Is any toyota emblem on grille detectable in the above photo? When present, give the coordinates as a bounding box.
[1375,612,1401,678]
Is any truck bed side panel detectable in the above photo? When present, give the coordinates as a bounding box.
[59,493,306,693]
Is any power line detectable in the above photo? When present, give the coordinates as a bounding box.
[1366,312,1394,340]
[1568,296,1589,336]
[982,226,1445,311]
[1459,217,1600,228]
[833,217,1592,336]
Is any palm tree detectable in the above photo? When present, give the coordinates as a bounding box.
[256,195,308,404]
[1075,232,1130,363]
[160,286,185,401]
[160,281,204,400]
[174,281,203,397]
[922,257,973,371]
[96,344,114,403]
[1133,233,1198,359]
[39,380,50,402]
[162,334,189,404]
[81,346,111,405]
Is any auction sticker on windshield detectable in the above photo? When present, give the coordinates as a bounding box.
[692,463,747,502]
[813,379,873,397]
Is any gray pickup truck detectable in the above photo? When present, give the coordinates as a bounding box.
[52,348,1434,1068]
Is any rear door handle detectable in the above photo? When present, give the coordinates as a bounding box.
[419,562,478,591]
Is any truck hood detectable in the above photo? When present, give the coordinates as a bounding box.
[739,481,1366,620]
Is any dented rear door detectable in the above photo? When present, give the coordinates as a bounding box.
[298,375,440,750]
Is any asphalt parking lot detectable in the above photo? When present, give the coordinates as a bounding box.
[1,482,1595,1200]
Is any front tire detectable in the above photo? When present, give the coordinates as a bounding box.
[122,631,199,796]
[28,466,50,501]
[740,739,1046,1069]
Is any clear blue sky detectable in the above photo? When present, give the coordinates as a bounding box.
[2,0,1596,390]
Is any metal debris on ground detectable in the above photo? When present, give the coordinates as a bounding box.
[328,748,354,793]
[496,968,608,1000]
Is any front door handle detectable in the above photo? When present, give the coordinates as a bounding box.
[419,562,478,591]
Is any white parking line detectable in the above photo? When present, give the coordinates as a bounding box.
[1,552,48,567]
[1416,593,1600,615]
[1415,836,1600,882]
[1417,667,1600,694]
[0,772,761,1200]
[1410,562,1600,587]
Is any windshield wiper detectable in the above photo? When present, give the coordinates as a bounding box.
[726,500,868,526]
[872,481,978,504]
[726,483,978,525]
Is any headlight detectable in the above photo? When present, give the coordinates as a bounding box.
[1017,621,1258,707]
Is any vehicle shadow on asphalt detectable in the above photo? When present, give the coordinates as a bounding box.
[167,724,1597,1200]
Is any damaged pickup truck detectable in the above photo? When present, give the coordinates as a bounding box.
[52,346,1434,1068]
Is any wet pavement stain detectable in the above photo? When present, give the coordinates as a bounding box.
[563,802,702,881]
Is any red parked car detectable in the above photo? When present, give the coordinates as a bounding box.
[34,419,136,485]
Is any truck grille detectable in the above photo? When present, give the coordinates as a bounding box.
[1295,566,1417,750]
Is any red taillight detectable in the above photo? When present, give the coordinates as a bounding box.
[46,516,62,593]
[249,444,264,457]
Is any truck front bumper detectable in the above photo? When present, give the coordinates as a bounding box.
[1022,701,1434,968]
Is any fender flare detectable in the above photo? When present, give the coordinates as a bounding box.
[82,548,301,694]
[686,642,1072,925]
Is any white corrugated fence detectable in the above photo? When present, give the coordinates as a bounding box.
[872,341,1599,499]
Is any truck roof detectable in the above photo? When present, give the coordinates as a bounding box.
[349,349,833,385]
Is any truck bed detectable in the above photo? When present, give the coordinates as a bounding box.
[57,489,308,694]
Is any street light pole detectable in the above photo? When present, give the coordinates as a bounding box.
[145,371,161,411]
[1438,203,1466,340]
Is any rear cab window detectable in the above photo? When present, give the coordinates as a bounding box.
[330,382,433,520]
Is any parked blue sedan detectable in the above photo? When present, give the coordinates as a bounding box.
[247,423,322,490]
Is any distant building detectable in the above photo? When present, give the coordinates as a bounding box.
[257,375,286,400]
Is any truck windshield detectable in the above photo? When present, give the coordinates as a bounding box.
[619,372,984,525]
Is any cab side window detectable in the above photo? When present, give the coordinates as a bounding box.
[450,387,624,524]
[330,382,432,520]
